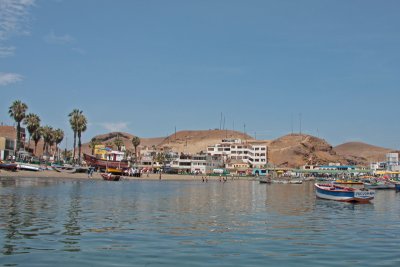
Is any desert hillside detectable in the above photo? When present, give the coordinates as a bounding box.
[334,142,391,164]
[268,134,346,168]
[158,130,254,154]
[80,132,164,155]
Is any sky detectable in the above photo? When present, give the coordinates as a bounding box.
[1,0,400,149]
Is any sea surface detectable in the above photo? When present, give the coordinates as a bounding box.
[0,177,399,267]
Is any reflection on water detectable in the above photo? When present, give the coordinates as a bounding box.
[0,177,400,266]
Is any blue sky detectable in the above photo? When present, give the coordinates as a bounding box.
[1,0,400,149]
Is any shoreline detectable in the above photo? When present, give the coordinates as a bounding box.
[0,169,251,182]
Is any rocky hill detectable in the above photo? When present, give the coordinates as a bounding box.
[267,134,346,168]
[80,132,164,155]
[157,129,254,154]
[333,142,392,165]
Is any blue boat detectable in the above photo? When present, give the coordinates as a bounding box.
[395,183,400,191]
[315,183,375,203]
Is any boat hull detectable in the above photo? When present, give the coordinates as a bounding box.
[0,163,18,171]
[18,164,40,171]
[101,173,121,181]
[84,154,129,169]
[395,183,400,191]
[315,183,374,203]
[364,183,395,190]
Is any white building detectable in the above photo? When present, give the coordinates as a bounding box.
[207,139,267,168]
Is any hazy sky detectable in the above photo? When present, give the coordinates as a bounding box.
[1,0,400,149]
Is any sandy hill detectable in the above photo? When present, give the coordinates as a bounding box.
[334,142,391,164]
[268,134,346,168]
[158,130,255,154]
[80,132,164,155]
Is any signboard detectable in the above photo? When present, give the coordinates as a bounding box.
[94,145,106,155]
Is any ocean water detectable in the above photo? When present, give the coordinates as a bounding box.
[0,177,399,266]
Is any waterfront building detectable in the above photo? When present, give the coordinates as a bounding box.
[0,137,15,160]
[207,139,267,168]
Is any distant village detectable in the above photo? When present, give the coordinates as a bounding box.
[1,124,399,176]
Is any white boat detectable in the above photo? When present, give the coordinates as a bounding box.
[17,164,40,171]
[315,183,375,203]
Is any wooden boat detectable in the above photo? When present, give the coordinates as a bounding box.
[101,173,121,181]
[53,165,77,173]
[395,183,400,191]
[364,181,395,189]
[106,168,123,175]
[84,153,129,170]
[259,178,271,184]
[315,183,375,203]
[17,164,40,171]
[0,162,18,171]
[334,179,364,185]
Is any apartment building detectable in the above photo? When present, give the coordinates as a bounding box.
[207,139,267,168]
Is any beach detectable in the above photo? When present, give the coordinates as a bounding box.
[0,169,242,181]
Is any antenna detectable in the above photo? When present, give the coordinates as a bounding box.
[299,113,302,135]
[291,113,293,135]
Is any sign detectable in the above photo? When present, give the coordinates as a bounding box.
[94,145,106,155]
[354,191,375,199]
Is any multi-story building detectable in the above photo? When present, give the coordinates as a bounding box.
[0,137,16,160]
[207,139,267,168]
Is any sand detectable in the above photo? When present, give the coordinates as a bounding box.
[0,169,246,182]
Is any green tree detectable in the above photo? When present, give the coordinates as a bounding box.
[89,138,101,155]
[68,109,82,161]
[54,128,64,160]
[155,152,166,179]
[131,136,141,163]
[41,125,54,155]
[32,127,42,155]
[23,113,41,152]
[114,134,124,151]
[76,112,87,164]
[8,100,28,153]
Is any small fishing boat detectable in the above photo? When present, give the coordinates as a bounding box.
[53,165,77,173]
[101,173,121,181]
[315,183,375,203]
[334,179,364,185]
[106,168,123,175]
[17,164,40,171]
[0,162,18,171]
[259,178,271,184]
[395,183,400,191]
[364,181,395,190]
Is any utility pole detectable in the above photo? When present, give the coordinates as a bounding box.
[299,113,302,135]
[291,113,294,135]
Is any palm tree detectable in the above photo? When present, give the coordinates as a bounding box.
[68,109,83,161]
[132,136,141,164]
[32,127,42,155]
[114,134,124,151]
[23,113,40,152]
[41,125,54,155]
[8,100,28,153]
[54,128,64,160]
[89,138,101,155]
[76,113,87,164]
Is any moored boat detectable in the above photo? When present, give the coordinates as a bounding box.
[315,183,374,203]
[395,183,400,191]
[363,181,395,190]
[101,173,121,181]
[334,179,364,185]
[0,162,18,171]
